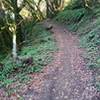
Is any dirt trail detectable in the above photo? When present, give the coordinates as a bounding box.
[23,20,99,100]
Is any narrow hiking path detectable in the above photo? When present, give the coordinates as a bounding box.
[22,20,99,100]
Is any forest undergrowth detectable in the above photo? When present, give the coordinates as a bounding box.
[0,22,57,96]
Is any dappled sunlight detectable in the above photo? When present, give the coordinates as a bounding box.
[65,0,72,6]
[20,8,32,19]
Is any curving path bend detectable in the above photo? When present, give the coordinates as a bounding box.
[23,20,99,100]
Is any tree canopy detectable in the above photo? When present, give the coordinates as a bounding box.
[0,0,65,59]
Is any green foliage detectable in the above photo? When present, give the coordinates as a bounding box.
[0,22,57,96]
[54,7,88,31]
[0,11,12,56]
[77,17,100,35]
[0,0,46,60]
[0,52,8,61]
[96,81,100,91]
[0,12,4,27]
[80,25,100,45]
[65,0,83,10]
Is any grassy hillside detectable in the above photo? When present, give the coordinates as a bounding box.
[53,1,100,90]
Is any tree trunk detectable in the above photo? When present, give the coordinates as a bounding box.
[12,32,17,61]
[45,0,49,17]
[60,0,65,9]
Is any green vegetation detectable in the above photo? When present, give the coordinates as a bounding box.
[0,0,64,97]
[1,0,100,97]
[0,22,57,96]
[0,0,64,61]
[53,0,100,90]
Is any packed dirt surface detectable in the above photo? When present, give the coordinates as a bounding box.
[21,20,99,100]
